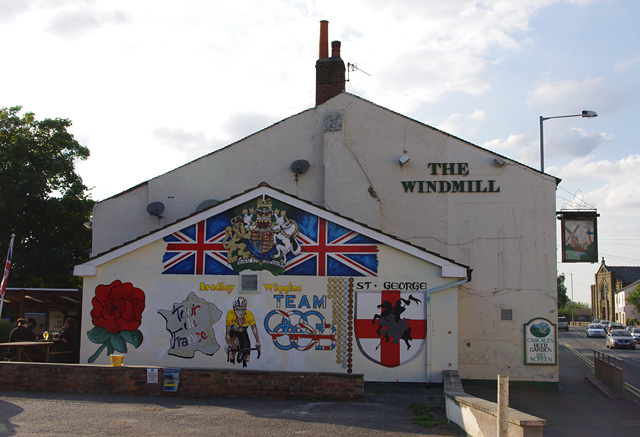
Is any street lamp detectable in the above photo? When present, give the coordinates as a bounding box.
[539,110,598,172]
[562,272,574,323]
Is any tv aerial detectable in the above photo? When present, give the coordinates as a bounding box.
[346,62,371,82]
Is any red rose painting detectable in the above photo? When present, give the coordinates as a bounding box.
[91,280,145,333]
[87,280,146,363]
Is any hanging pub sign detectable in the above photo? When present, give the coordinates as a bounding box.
[557,210,599,263]
[524,318,557,365]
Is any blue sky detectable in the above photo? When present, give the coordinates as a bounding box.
[1,0,638,303]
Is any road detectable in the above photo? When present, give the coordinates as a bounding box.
[560,325,640,403]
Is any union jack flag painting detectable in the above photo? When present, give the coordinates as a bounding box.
[161,196,379,277]
[162,216,234,275]
[283,215,379,277]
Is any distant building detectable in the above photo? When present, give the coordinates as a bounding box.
[592,258,640,322]
[573,308,592,322]
[614,280,640,325]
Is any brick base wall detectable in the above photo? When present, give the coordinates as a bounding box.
[0,363,364,401]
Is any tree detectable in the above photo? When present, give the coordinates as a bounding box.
[572,301,591,309]
[557,275,569,309]
[628,285,640,314]
[0,106,93,288]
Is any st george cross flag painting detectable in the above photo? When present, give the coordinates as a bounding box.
[355,290,427,368]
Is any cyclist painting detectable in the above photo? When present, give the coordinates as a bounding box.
[225,297,261,366]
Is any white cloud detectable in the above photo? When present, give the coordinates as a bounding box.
[429,110,488,139]
[545,127,613,160]
[526,77,625,115]
[152,127,211,153]
[615,54,640,72]
[484,126,613,172]
[556,154,640,208]
[315,0,552,114]
[0,0,31,23]
[468,109,486,121]
[482,134,533,165]
[45,8,129,40]
[223,112,279,141]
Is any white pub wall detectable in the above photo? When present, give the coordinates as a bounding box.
[86,93,558,381]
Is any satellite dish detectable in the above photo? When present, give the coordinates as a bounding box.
[195,199,219,212]
[291,159,310,175]
[146,201,165,218]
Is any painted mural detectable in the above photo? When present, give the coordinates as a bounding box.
[329,277,354,372]
[224,297,262,367]
[87,280,146,363]
[355,290,426,368]
[158,292,223,358]
[264,298,335,352]
[162,196,380,276]
[79,193,454,382]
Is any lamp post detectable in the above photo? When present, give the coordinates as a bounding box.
[539,110,598,172]
[562,273,574,323]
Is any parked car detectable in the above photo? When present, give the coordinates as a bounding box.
[586,323,606,338]
[558,316,569,331]
[606,329,636,350]
[630,327,640,343]
[608,322,624,332]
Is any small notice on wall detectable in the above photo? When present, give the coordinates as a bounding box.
[146,368,159,384]
[163,368,180,392]
[524,318,557,365]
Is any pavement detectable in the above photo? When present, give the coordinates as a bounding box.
[1,341,639,436]
[464,341,640,436]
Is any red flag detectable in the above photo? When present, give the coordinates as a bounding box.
[0,234,15,299]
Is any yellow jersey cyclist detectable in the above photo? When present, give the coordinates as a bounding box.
[225,297,261,365]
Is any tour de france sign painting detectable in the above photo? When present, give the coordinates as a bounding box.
[524,318,557,366]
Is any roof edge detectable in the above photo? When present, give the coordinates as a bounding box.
[76,183,470,279]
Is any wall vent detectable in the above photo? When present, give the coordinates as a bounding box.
[501,308,513,321]
[240,272,260,293]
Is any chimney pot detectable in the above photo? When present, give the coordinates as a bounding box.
[319,20,329,59]
[331,41,341,58]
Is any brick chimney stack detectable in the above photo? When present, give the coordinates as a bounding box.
[315,20,345,106]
